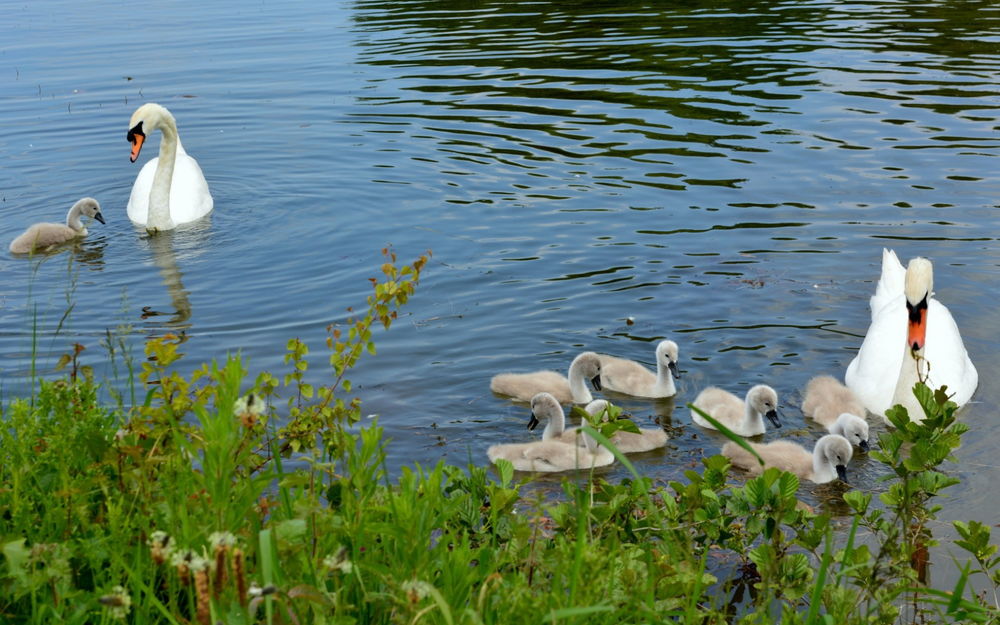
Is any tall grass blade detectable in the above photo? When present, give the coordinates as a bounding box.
[806,530,834,624]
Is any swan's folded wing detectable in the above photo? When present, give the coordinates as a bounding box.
[924,299,978,406]
[870,249,906,320]
[598,355,654,393]
[846,293,906,416]
[612,428,668,453]
[721,441,765,475]
[490,370,570,403]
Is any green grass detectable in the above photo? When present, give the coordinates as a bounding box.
[1,250,997,624]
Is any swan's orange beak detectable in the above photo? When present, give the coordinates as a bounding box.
[129,133,145,163]
[907,298,928,351]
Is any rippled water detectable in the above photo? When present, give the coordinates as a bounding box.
[2,0,998,587]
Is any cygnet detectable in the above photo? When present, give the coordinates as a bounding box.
[691,384,781,437]
[597,339,680,398]
[10,198,104,254]
[525,392,580,441]
[490,351,602,404]
[829,413,870,451]
[722,434,853,484]
[802,375,866,426]
[801,375,869,450]
[487,393,614,472]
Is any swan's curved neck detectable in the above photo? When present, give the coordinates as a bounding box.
[568,364,594,404]
[891,345,927,421]
[148,118,179,232]
[655,360,677,395]
[744,400,764,432]
[66,204,86,233]
[812,446,835,483]
[542,409,566,440]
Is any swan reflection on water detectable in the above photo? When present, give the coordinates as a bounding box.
[140,226,209,328]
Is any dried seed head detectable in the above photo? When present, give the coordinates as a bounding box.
[233,548,248,605]
[234,393,265,427]
[214,551,226,595]
[195,568,211,625]
[401,579,431,604]
[208,531,237,550]
[99,585,132,619]
[149,531,174,565]
[322,545,353,574]
[171,549,200,585]
[189,553,210,572]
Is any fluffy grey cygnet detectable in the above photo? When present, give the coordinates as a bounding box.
[828,413,870,451]
[802,375,869,450]
[691,384,780,437]
[722,434,853,484]
[10,198,104,254]
[487,392,614,472]
[802,375,865,425]
[490,351,602,404]
[597,339,680,398]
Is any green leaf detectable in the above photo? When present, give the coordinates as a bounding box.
[884,403,912,429]
[545,605,614,621]
[275,518,307,542]
[778,471,800,501]
[745,475,768,508]
[842,490,871,515]
[2,538,30,586]
[495,458,513,488]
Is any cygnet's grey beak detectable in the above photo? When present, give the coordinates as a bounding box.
[766,409,781,429]
[527,413,540,431]
[836,464,849,484]
[590,374,602,391]
[94,211,106,225]
[668,361,680,380]
[859,439,870,452]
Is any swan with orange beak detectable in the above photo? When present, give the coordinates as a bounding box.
[126,103,213,232]
[846,250,977,423]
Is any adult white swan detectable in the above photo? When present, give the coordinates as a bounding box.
[126,103,213,231]
[845,249,977,423]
